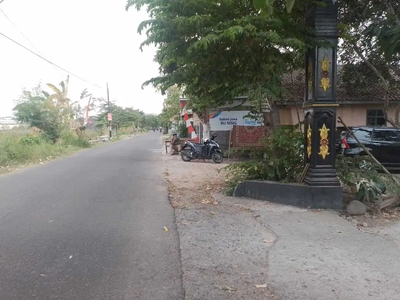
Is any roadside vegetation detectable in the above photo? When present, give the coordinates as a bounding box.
[223,126,400,214]
[130,0,400,213]
[0,128,88,172]
[1,78,161,172]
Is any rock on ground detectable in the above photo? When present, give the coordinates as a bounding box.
[347,200,367,215]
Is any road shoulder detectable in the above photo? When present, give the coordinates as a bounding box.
[163,150,400,300]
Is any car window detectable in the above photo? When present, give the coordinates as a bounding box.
[347,129,372,141]
[372,130,400,142]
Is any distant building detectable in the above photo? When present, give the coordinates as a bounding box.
[0,116,21,130]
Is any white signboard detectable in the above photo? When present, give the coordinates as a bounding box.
[209,111,263,131]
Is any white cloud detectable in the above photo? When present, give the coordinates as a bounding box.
[0,0,164,116]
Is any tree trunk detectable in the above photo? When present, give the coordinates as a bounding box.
[294,100,303,132]
[351,42,399,128]
[201,107,210,142]
[270,102,281,129]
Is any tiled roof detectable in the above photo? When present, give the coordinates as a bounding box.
[281,68,400,103]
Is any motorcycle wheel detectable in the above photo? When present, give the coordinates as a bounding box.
[212,152,223,163]
[181,150,192,162]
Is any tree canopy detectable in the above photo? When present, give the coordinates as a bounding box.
[128,0,400,127]
[126,0,311,117]
[95,100,160,130]
[158,86,182,128]
[338,0,400,126]
[13,85,63,142]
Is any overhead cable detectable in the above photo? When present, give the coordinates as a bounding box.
[0,30,102,88]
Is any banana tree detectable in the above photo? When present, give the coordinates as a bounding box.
[45,75,73,128]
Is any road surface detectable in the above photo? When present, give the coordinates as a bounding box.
[0,133,184,300]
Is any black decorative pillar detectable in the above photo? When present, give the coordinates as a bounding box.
[303,0,341,188]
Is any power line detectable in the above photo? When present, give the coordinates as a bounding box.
[0,30,102,88]
[0,8,63,76]
[0,9,42,55]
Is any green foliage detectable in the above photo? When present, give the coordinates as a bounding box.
[339,0,400,126]
[178,123,188,138]
[20,135,42,146]
[95,102,146,129]
[159,86,182,128]
[60,131,91,148]
[143,114,160,129]
[127,0,310,115]
[336,155,380,186]
[355,179,384,203]
[13,94,62,142]
[359,0,400,60]
[0,131,87,168]
[224,126,303,195]
[335,155,387,203]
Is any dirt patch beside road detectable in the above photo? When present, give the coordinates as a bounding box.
[163,153,280,300]
[163,149,400,300]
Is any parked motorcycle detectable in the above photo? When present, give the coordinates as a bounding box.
[180,134,223,163]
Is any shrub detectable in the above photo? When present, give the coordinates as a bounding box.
[60,131,90,148]
[336,154,387,203]
[224,125,304,195]
[178,123,188,138]
[0,130,90,169]
[20,135,41,145]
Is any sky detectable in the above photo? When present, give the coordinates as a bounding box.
[0,0,164,117]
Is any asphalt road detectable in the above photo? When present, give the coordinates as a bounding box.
[0,133,184,300]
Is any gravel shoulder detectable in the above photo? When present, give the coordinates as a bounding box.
[163,149,400,300]
[163,153,280,300]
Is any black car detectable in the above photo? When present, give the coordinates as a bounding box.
[337,126,400,170]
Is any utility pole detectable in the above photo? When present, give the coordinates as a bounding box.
[107,82,112,139]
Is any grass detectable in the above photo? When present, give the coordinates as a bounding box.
[0,128,91,173]
[0,127,150,173]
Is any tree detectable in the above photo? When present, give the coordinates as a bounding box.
[253,0,337,14]
[126,0,310,128]
[95,100,147,131]
[158,86,182,129]
[14,82,44,105]
[45,76,73,129]
[339,0,400,127]
[13,89,62,142]
[142,114,160,129]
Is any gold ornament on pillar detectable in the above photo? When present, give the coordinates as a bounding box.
[318,123,330,159]
[307,124,312,159]
[320,57,331,92]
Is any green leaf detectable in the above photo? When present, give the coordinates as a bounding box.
[253,0,267,10]
[264,4,273,15]
[286,0,295,13]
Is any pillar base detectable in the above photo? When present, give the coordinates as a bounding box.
[304,165,341,187]
[233,180,342,209]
